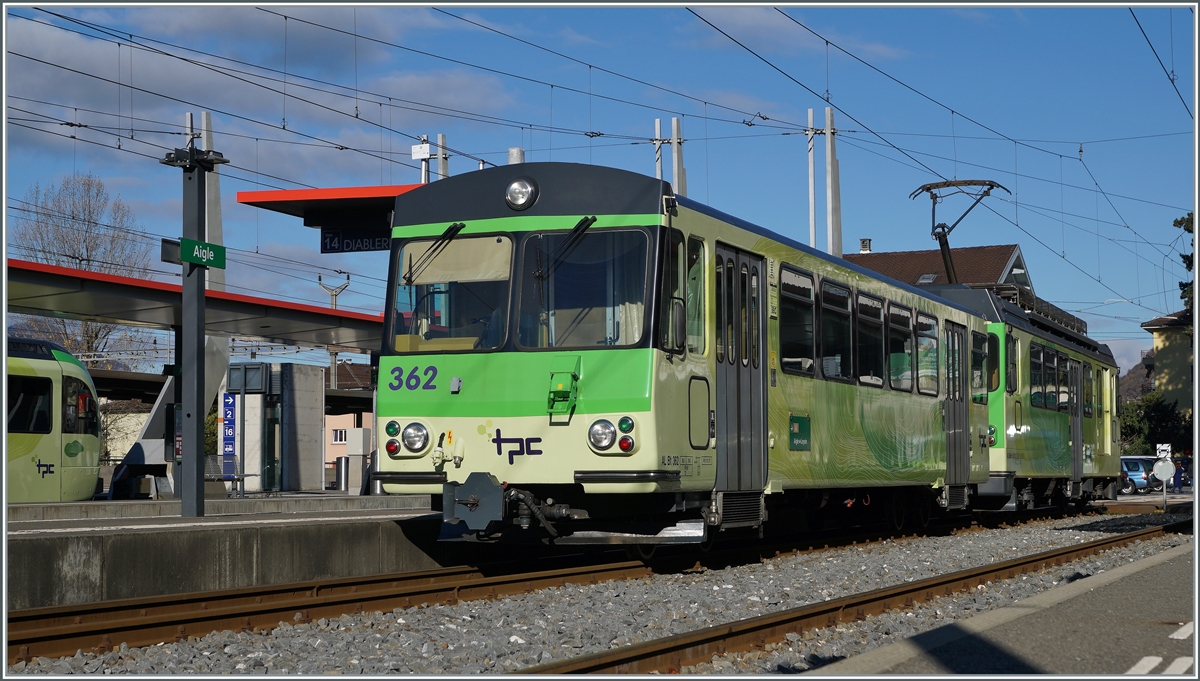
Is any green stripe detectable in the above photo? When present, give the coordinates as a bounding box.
[50,349,87,372]
[378,348,653,418]
[392,214,661,239]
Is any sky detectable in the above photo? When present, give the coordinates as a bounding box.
[3,4,1196,375]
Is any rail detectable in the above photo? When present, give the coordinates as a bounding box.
[518,520,1191,674]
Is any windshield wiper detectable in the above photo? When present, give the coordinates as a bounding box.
[403,222,466,286]
[536,216,597,281]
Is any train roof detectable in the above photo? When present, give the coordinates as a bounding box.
[7,336,74,360]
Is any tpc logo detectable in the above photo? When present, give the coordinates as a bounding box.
[492,429,543,465]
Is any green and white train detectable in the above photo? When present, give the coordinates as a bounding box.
[372,163,1120,544]
[7,337,102,503]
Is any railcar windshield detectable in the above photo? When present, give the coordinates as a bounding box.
[516,229,649,348]
[392,235,513,353]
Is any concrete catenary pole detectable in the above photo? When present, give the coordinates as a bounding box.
[437,133,449,180]
[671,117,686,197]
[825,107,842,258]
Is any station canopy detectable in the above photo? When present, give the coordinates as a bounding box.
[7,259,383,352]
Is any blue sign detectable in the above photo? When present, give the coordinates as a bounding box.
[222,393,237,479]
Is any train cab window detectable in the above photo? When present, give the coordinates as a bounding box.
[686,237,705,354]
[887,304,913,392]
[779,266,815,375]
[1083,363,1094,418]
[62,376,99,437]
[856,294,884,387]
[395,234,513,352]
[987,333,1001,393]
[1042,349,1057,410]
[516,230,648,349]
[1030,344,1043,407]
[715,258,725,363]
[916,314,939,396]
[970,332,988,404]
[7,375,53,434]
[1057,352,1070,413]
[819,280,853,381]
[659,228,685,352]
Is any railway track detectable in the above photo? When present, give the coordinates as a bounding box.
[2,507,1166,665]
[519,519,1192,674]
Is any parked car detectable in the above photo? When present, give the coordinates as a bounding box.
[1120,457,1163,495]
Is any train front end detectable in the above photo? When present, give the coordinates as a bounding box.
[375,163,692,543]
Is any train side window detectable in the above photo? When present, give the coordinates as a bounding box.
[750,267,759,368]
[726,258,736,364]
[1083,363,1094,418]
[887,304,913,392]
[779,265,815,375]
[1042,349,1057,410]
[856,293,884,387]
[970,332,988,404]
[1029,344,1043,407]
[62,376,99,437]
[7,375,54,434]
[740,263,750,366]
[686,237,705,354]
[819,280,853,381]
[1006,334,1018,394]
[986,333,1000,393]
[659,228,685,352]
[715,257,725,363]
[916,314,939,396]
[1057,352,1070,413]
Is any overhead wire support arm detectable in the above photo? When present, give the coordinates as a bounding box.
[909,179,1010,285]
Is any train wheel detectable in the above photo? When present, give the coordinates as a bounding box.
[885,493,907,533]
[910,495,931,529]
[625,544,656,561]
[699,530,718,553]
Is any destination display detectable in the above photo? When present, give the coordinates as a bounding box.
[321,227,391,253]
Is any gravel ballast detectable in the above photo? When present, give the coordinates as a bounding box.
[8,512,1191,675]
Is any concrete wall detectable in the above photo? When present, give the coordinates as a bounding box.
[7,515,444,610]
[282,363,324,491]
[1152,327,1193,416]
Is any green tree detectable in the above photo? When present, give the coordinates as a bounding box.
[1120,390,1192,456]
[204,402,219,457]
[1176,211,1193,311]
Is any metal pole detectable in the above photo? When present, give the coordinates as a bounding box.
[180,158,206,517]
[419,134,429,184]
[807,108,815,248]
[654,119,662,180]
[239,382,246,498]
[437,133,449,180]
[671,117,685,197]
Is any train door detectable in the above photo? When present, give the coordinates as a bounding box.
[944,322,970,490]
[1068,359,1083,490]
[714,244,766,498]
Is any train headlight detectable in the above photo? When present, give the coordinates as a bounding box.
[588,420,616,450]
[401,423,429,452]
[385,439,401,456]
[385,420,401,437]
[505,178,538,211]
[618,416,635,433]
[618,435,635,453]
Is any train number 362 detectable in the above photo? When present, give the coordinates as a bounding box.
[388,366,437,391]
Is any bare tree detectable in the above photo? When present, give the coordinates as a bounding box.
[8,172,155,371]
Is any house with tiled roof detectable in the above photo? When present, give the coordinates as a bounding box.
[844,243,1034,292]
[1141,308,1193,416]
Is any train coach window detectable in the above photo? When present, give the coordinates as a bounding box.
[1042,349,1058,410]
[62,376,99,437]
[1057,352,1070,413]
[916,314,939,396]
[1083,363,1094,418]
[7,375,53,434]
[887,304,913,392]
[820,280,853,381]
[779,266,815,375]
[750,267,759,368]
[970,332,988,405]
[726,258,736,364]
[1005,335,1018,395]
[856,294,884,387]
[686,237,705,354]
[740,264,750,366]
[1029,344,1043,408]
[658,229,685,352]
[987,333,1001,393]
[715,258,725,362]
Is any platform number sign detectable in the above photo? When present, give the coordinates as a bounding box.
[222,393,237,480]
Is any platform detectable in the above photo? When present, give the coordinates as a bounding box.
[4,493,475,610]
